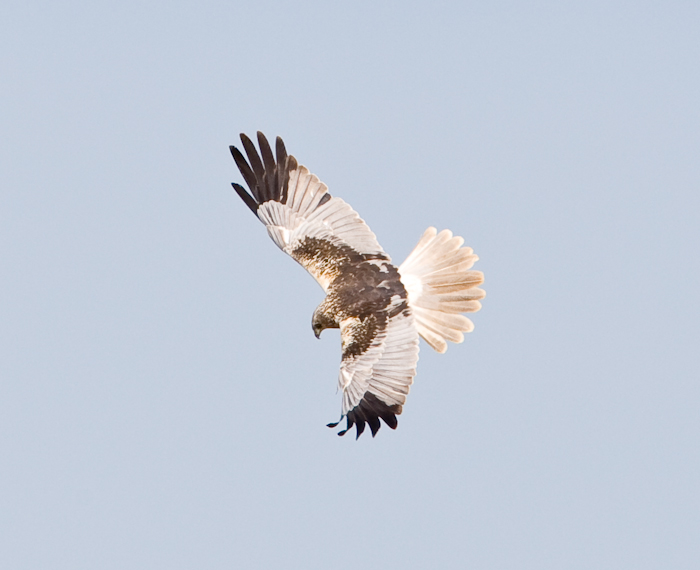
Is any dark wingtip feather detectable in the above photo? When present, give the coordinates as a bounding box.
[367,415,381,437]
[256,133,277,202]
[257,132,274,167]
[239,132,254,150]
[380,411,399,430]
[230,145,261,203]
[231,183,257,214]
[275,136,287,162]
[240,133,265,186]
[276,137,289,204]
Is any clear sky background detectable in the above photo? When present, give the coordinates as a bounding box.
[1,1,698,568]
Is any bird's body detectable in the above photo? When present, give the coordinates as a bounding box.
[230,132,484,438]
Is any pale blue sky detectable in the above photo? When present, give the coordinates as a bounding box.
[1,1,699,568]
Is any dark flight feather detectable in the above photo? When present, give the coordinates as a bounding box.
[231,182,258,214]
[257,131,277,202]
[230,146,260,203]
[275,136,288,204]
[240,134,265,182]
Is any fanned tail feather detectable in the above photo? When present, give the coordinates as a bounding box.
[398,227,485,353]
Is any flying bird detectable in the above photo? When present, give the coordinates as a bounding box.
[230,132,484,438]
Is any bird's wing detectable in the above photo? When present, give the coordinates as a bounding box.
[330,299,420,438]
[231,132,388,291]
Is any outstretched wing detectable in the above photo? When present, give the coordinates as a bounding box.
[330,299,420,438]
[230,132,389,290]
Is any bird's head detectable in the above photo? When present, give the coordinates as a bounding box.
[311,305,338,339]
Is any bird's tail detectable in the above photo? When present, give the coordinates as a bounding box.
[398,227,485,353]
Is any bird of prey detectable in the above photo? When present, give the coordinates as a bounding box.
[230,132,485,438]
